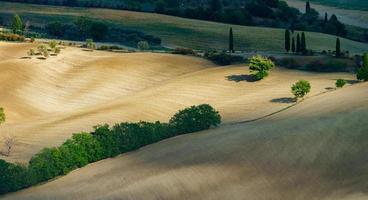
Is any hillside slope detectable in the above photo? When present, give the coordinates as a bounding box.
[0,42,357,163]
[0,2,367,52]
[285,0,368,28]
[2,79,368,200]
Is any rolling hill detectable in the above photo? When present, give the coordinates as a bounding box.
[0,41,358,165]
[0,2,367,52]
[285,0,368,28]
[1,45,367,199]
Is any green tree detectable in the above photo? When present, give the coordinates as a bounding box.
[357,53,368,81]
[285,29,290,53]
[229,27,234,53]
[336,38,341,57]
[335,79,346,88]
[292,80,311,99]
[291,37,296,53]
[249,55,275,80]
[169,104,221,134]
[296,33,301,53]
[301,32,307,54]
[11,14,23,34]
[85,39,96,50]
[306,1,311,14]
[137,41,149,51]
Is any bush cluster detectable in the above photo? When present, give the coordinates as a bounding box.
[0,104,221,195]
[205,51,244,65]
[172,48,196,56]
[0,32,25,42]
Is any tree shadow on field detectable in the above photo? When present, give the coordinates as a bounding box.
[226,74,258,82]
[270,97,296,104]
[332,79,360,85]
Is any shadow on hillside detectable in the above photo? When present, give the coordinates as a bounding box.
[20,56,31,59]
[226,74,257,82]
[332,79,360,85]
[270,97,296,104]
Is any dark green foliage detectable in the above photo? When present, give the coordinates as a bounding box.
[296,33,301,53]
[229,27,234,53]
[92,124,120,157]
[357,53,368,81]
[205,51,244,65]
[306,1,311,14]
[169,104,221,134]
[44,17,162,47]
[301,32,307,54]
[0,104,221,195]
[336,37,341,57]
[291,37,296,53]
[285,29,290,53]
[172,48,195,55]
[335,79,347,88]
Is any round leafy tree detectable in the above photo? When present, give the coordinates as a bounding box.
[249,55,275,80]
[335,79,346,88]
[169,104,221,134]
[292,80,311,99]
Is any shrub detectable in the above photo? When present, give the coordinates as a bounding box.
[28,49,35,56]
[172,48,195,55]
[205,51,243,65]
[249,55,275,80]
[30,37,35,43]
[0,33,25,42]
[169,104,221,134]
[137,41,149,51]
[54,47,61,54]
[86,39,96,50]
[292,80,311,99]
[49,40,57,49]
[335,79,347,88]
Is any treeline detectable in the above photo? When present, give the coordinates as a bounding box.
[44,16,161,46]
[0,13,162,47]
[0,104,221,195]
[0,0,357,41]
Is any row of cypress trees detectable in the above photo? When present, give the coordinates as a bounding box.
[285,30,307,54]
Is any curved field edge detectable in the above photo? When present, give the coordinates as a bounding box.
[0,2,367,53]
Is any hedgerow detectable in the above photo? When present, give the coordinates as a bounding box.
[0,104,221,195]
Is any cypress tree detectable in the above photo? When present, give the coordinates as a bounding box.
[336,38,341,57]
[285,29,291,53]
[292,37,296,53]
[296,33,301,53]
[306,1,311,14]
[364,53,368,68]
[324,12,328,23]
[229,27,234,53]
[301,32,307,54]
[12,14,23,34]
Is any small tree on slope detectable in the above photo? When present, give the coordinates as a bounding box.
[249,55,275,80]
[292,80,311,100]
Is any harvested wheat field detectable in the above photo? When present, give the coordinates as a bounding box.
[0,41,367,200]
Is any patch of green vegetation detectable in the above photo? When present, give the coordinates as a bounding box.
[0,104,221,195]
[0,2,367,53]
